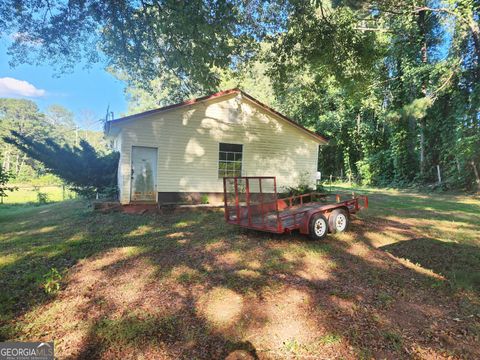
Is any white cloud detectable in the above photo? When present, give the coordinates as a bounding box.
[0,77,46,97]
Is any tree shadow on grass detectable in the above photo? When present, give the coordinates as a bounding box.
[56,225,480,358]
[2,202,480,358]
[75,288,261,360]
[380,237,480,291]
[331,188,480,228]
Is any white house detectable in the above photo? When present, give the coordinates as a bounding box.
[104,89,328,205]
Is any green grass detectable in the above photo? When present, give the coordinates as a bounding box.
[330,184,480,289]
[0,201,228,326]
[317,333,342,345]
[1,184,76,204]
[382,331,403,351]
[0,187,479,358]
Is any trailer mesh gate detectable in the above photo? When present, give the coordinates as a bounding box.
[223,176,282,232]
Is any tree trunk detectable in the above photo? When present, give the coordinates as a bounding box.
[418,8,428,177]
[17,153,27,176]
[472,160,480,193]
[15,153,19,175]
[4,149,10,171]
[419,118,426,175]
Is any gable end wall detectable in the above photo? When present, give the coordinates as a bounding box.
[114,94,321,204]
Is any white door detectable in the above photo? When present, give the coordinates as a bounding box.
[130,146,157,202]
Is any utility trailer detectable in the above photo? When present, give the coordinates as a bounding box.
[223,176,368,240]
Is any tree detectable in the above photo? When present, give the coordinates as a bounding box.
[0,98,48,178]
[0,167,17,203]
[0,0,278,95]
[119,42,278,115]
[4,131,119,197]
[2,0,479,191]
[45,104,78,145]
[265,1,479,190]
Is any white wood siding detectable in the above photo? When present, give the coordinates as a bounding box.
[112,93,322,204]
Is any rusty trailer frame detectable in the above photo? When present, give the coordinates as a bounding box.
[223,176,368,237]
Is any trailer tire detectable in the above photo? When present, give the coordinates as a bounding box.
[329,209,350,233]
[309,213,329,240]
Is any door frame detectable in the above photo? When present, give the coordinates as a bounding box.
[130,145,158,203]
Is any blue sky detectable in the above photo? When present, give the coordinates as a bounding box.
[0,39,127,130]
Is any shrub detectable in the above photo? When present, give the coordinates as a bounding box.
[36,192,49,205]
[43,268,62,295]
[200,194,209,204]
[357,150,394,186]
[281,172,316,197]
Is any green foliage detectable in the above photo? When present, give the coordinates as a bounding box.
[1,1,479,192]
[200,194,209,205]
[36,191,49,205]
[43,268,62,295]
[357,150,394,186]
[0,0,269,95]
[4,131,119,198]
[0,167,17,199]
[400,98,433,120]
[281,172,316,197]
[0,98,47,180]
[382,331,403,351]
[317,333,342,345]
[1,98,110,185]
[266,1,479,192]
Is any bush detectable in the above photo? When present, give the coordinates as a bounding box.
[200,194,209,204]
[281,172,316,197]
[357,150,394,186]
[43,268,62,295]
[36,191,49,205]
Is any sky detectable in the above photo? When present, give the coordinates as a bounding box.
[0,39,127,130]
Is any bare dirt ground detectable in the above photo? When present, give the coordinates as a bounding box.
[0,188,479,359]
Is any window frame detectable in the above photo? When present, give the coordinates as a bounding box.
[217,142,244,178]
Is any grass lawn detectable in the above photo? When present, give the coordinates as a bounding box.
[0,188,479,359]
[1,185,76,204]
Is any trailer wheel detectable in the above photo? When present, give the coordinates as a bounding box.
[329,209,350,233]
[309,213,328,240]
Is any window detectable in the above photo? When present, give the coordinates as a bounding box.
[218,143,243,178]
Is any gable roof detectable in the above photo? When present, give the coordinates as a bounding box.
[107,88,329,144]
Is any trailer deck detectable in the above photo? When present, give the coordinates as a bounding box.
[223,176,368,239]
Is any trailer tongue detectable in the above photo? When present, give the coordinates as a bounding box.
[223,176,368,240]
